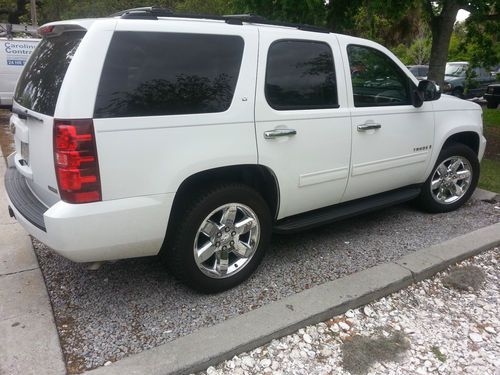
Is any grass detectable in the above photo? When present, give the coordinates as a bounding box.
[341,329,410,374]
[442,265,486,292]
[479,159,500,193]
[483,108,500,129]
[431,346,447,363]
[480,108,500,193]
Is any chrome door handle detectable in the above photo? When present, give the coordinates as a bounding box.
[357,123,382,131]
[264,128,297,139]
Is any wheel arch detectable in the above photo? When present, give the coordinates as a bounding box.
[424,125,483,182]
[161,164,279,255]
[169,163,279,223]
[442,131,480,155]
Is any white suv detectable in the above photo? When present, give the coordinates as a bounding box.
[5,8,486,292]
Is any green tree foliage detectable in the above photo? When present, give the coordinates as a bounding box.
[232,0,326,26]
[0,0,28,23]
[2,0,498,86]
[37,0,177,23]
[175,0,233,15]
[423,0,499,85]
[327,0,499,85]
[392,33,431,65]
[463,11,500,68]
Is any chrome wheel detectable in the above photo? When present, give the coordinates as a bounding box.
[430,156,472,204]
[193,203,260,279]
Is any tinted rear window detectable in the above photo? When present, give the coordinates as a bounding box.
[14,31,85,116]
[94,32,244,118]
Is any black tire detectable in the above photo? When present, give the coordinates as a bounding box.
[163,184,271,293]
[417,143,479,213]
[486,100,498,109]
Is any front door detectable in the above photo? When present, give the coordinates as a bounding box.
[338,40,435,202]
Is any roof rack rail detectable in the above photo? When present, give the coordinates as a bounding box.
[109,6,174,19]
[110,7,330,34]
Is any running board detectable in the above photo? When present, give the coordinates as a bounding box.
[273,185,422,234]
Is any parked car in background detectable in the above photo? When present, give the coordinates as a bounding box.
[5,9,486,292]
[0,37,40,107]
[485,84,500,109]
[443,62,495,98]
[490,66,500,79]
[407,65,428,80]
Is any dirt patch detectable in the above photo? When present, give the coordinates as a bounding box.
[442,265,486,292]
[0,109,14,162]
[484,126,500,161]
[341,328,410,374]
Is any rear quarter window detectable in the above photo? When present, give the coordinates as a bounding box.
[94,32,244,118]
[14,31,85,116]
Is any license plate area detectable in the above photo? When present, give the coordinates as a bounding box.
[21,141,30,165]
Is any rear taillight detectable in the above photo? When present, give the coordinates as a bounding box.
[53,119,101,204]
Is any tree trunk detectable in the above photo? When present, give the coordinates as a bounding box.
[427,1,461,87]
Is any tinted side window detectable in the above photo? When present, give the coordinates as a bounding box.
[265,40,338,110]
[94,32,244,118]
[347,45,411,107]
[15,31,85,116]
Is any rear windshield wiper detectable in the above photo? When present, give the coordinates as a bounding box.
[11,107,44,122]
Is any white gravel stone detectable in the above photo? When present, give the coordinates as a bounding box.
[303,334,312,344]
[484,326,495,334]
[469,333,483,342]
[363,306,375,317]
[200,249,500,375]
[260,358,271,368]
[329,324,340,333]
[241,356,255,368]
[338,322,350,331]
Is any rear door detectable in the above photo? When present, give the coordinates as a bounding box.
[255,29,351,219]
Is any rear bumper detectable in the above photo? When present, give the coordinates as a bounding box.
[5,166,174,262]
[5,166,47,230]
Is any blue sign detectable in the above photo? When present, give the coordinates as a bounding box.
[7,59,25,66]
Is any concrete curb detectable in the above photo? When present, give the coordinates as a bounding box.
[472,187,499,202]
[87,221,500,375]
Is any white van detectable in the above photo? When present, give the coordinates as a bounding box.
[0,37,40,107]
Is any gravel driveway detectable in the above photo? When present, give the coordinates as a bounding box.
[200,247,500,375]
[32,197,499,373]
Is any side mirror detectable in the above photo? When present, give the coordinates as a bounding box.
[418,80,441,101]
[413,80,441,108]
